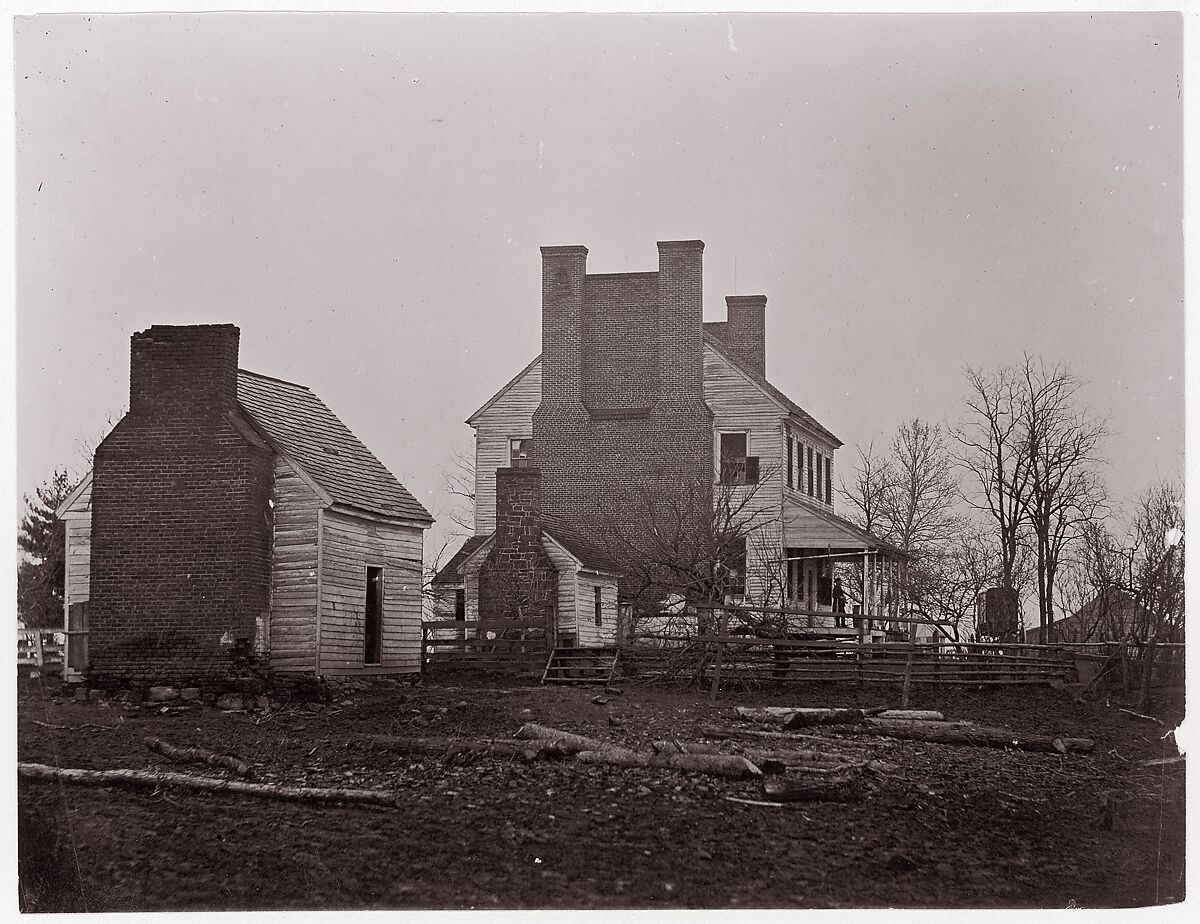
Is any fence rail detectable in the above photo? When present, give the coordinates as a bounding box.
[17,630,65,671]
[420,617,550,674]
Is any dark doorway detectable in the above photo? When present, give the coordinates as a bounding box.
[365,567,383,664]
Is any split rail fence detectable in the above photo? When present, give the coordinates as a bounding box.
[623,634,1079,690]
[421,617,549,674]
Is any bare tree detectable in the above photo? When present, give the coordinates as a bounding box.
[840,419,962,633]
[597,466,779,632]
[837,440,892,536]
[1019,356,1108,636]
[440,445,477,534]
[1128,479,1185,643]
[954,364,1034,596]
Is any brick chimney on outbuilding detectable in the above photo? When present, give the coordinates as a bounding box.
[88,324,274,686]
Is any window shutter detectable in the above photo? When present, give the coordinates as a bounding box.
[786,436,794,489]
[826,455,833,504]
[807,446,814,495]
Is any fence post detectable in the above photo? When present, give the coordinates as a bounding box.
[35,632,44,669]
[901,639,915,707]
[709,608,728,703]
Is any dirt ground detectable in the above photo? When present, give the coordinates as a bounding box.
[16,672,1185,911]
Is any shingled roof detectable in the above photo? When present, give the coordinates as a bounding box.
[236,370,432,523]
[430,535,490,586]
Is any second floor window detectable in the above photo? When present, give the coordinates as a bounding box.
[510,438,532,467]
[719,432,759,485]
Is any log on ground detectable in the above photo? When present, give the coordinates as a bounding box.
[513,723,605,753]
[363,735,569,762]
[762,765,865,803]
[18,762,399,808]
[574,747,762,779]
[841,723,1095,753]
[144,737,256,778]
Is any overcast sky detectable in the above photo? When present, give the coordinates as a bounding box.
[14,11,1184,557]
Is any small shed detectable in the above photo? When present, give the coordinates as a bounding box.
[58,324,433,685]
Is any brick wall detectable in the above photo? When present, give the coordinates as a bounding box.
[477,467,558,622]
[531,241,715,585]
[89,324,274,684]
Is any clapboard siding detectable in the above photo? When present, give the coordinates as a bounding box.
[318,508,424,675]
[60,478,93,632]
[575,576,618,647]
[472,360,541,534]
[63,518,92,609]
[704,344,787,603]
[269,458,320,672]
[542,535,578,636]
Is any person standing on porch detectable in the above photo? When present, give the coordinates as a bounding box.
[832,577,847,628]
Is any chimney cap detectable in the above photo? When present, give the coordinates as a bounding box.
[540,245,589,258]
[657,239,705,254]
[725,295,767,309]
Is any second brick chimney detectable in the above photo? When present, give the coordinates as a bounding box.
[722,295,767,379]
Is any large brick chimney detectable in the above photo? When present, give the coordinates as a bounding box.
[89,324,274,686]
[531,241,714,591]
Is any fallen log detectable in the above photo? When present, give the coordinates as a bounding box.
[145,737,256,778]
[363,735,569,762]
[734,706,890,726]
[18,762,399,808]
[513,723,605,753]
[574,747,762,779]
[650,739,723,756]
[1117,708,1164,725]
[762,766,865,803]
[741,748,862,770]
[697,724,860,748]
[843,723,1095,753]
[862,718,976,731]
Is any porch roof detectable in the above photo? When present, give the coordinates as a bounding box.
[782,497,906,558]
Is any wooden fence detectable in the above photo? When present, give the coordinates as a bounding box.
[421,617,549,674]
[622,634,1080,690]
[17,630,65,672]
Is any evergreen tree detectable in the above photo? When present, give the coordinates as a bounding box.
[17,469,77,628]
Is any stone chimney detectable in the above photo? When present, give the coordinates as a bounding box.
[723,295,767,378]
[479,467,558,622]
[494,466,544,557]
[129,324,241,418]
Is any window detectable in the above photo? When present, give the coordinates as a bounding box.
[594,586,603,628]
[807,446,814,495]
[364,567,383,664]
[510,438,532,467]
[719,432,759,484]
[786,436,794,490]
[720,537,747,598]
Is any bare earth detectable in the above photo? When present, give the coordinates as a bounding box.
[16,674,1184,911]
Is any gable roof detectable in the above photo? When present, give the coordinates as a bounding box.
[466,341,840,447]
[701,333,842,447]
[539,515,623,575]
[236,370,433,523]
[54,472,93,518]
[466,356,542,425]
[430,535,490,586]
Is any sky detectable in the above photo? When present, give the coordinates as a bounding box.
[12,10,1185,560]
